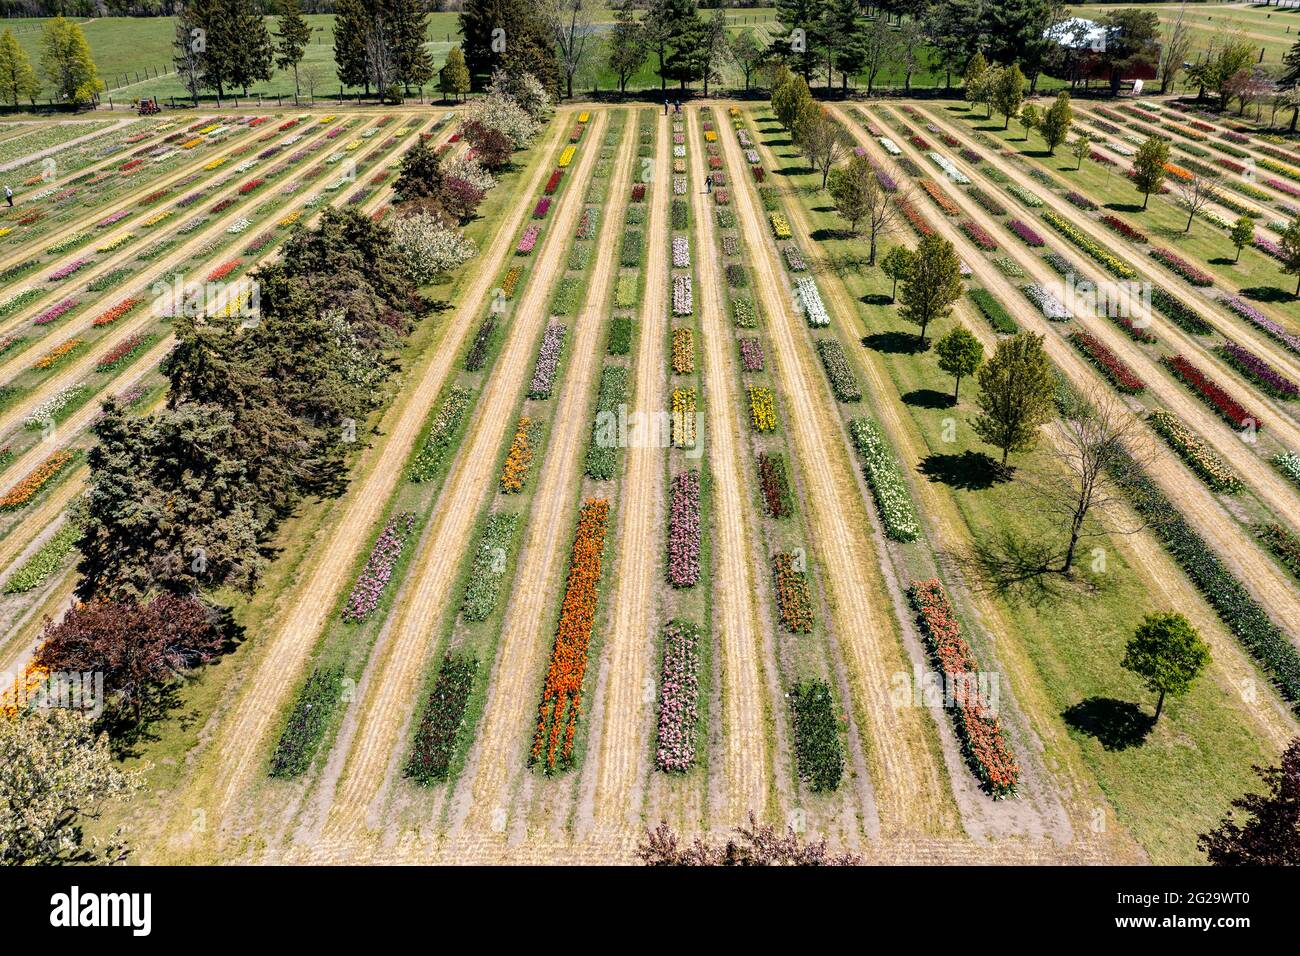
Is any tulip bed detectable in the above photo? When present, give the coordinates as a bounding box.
[531,498,610,773]
[268,665,344,778]
[0,450,75,510]
[405,652,478,784]
[907,579,1020,798]
[848,417,920,542]
[1069,331,1146,394]
[739,336,765,372]
[789,679,844,792]
[959,218,998,250]
[1006,183,1043,208]
[1007,219,1045,247]
[795,276,830,327]
[1064,190,1098,211]
[769,212,792,239]
[671,327,694,374]
[1215,340,1297,401]
[341,511,416,623]
[1161,354,1261,431]
[500,417,540,493]
[748,385,777,432]
[671,235,690,269]
[1275,450,1300,488]
[967,288,1018,334]
[967,186,1007,217]
[816,340,862,403]
[672,274,693,315]
[459,511,521,623]
[1150,286,1212,335]
[620,228,642,267]
[2,518,79,594]
[1148,408,1244,494]
[896,195,933,237]
[1220,295,1300,357]
[585,365,629,480]
[771,551,814,633]
[1106,313,1158,344]
[409,386,472,481]
[732,297,757,328]
[1099,215,1148,244]
[95,331,156,373]
[672,387,698,448]
[1150,247,1213,287]
[654,619,702,773]
[919,179,961,215]
[1041,211,1138,279]
[756,452,794,520]
[1022,283,1072,321]
[1256,522,1300,583]
[667,470,702,589]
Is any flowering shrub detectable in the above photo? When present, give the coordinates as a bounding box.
[672,388,697,448]
[1150,247,1213,286]
[816,340,861,402]
[1148,408,1243,493]
[739,336,765,372]
[1007,219,1045,247]
[655,620,702,772]
[748,385,776,431]
[671,327,694,374]
[667,470,702,588]
[406,653,478,783]
[0,450,74,510]
[1218,340,1299,400]
[1069,331,1146,394]
[908,579,1019,798]
[919,179,961,215]
[341,512,416,622]
[531,498,610,773]
[849,417,919,542]
[409,386,472,481]
[967,186,1006,216]
[772,552,814,633]
[960,218,998,250]
[672,274,693,315]
[1042,211,1138,279]
[757,452,794,518]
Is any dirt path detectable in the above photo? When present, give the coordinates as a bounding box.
[148,115,562,847]
[585,111,671,831]
[449,115,636,838]
[321,110,620,838]
[849,105,1300,646]
[719,108,957,838]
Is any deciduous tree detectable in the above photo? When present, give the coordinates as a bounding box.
[899,233,964,346]
[971,332,1055,467]
[1199,737,1300,866]
[1131,135,1169,210]
[935,325,984,401]
[1121,612,1210,721]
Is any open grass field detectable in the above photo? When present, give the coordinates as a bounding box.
[2,74,1300,870]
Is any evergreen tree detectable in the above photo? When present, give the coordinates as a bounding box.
[228,0,274,96]
[39,15,103,107]
[441,45,471,101]
[0,28,39,107]
[275,0,311,102]
[460,0,559,93]
[335,0,372,95]
[387,0,434,93]
[771,0,825,83]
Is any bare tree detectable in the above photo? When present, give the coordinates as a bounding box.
[1158,2,1193,94]
[865,181,911,266]
[1175,173,1221,232]
[1030,385,1155,576]
[547,0,596,99]
[796,107,851,190]
[365,11,396,103]
[301,63,322,103]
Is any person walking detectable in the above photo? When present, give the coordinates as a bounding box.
[4,185,11,208]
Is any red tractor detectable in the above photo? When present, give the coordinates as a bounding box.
[137,97,161,116]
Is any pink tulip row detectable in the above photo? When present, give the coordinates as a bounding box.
[341,511,416,623]
[654,619,701,772]
[667,469,701,589]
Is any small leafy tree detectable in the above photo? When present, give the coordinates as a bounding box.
[1280,215,1300,297]
[39,16,103,107]
[1121,612,1210,722]
[880,245,914,302]
[971,332,1055,467]
[440,45,471,102]
[1040,92,1073,154]
[963,50,991,117]
[795,105,848,190]
[1175,172,1220,232]
[606,1,645,95]
[935,325,984,401]
[1019,102,1041,142]
[898,233,963,346]
[1199,737,1300,866]
[827,153,874,235]
[0,27,39,107]
[1230,215,1255,263]
[1071,133,1091,170]
[1132,135,1170,210]
[992,63,1026,129]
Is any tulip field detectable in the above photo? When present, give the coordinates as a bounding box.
[7,84,1300,869]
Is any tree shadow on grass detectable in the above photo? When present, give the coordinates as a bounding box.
[958,526,1066,607]
[813,204,835,214]
[819,250,871,277]
[862,292,893,306]
[1104,201,1146,215]
[1209,256,1237,266]
[902,388,955,410]
[863,330,926,355]
[1062,697,1155,751]
[1240,285,1296,304]
[918,450,1006,491]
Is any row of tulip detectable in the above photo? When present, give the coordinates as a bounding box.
[672,274,693,315]
[1022,283,1072,321]
[95,331,155,373]
[672,387,698,449]
[671,327,694,374]
[654,619,702,772]
[500,417,539,494]
[1221,295,1300,357]
[667,470,702,589]
[789,679,845,792]
[772,551,815,633]
[1148,408,1244,494]
[1007,219,1045,247]
[848,417,920,542]
[1150,285,1213,335]
[907,579,1019,798]
[1041,210,1138,279]
[671,234,690,269]
[960,218,998,251]
[919,179,961,216]
[739,336,765,372]
[795,276,830,327]
[928,152,970,185]
[816,339,862,403]
[531,498,610,773]
[748,384,776,432]
[0,450,74,510]
[461,512,520,622]
[1161,353,1261,431]
[409,386,472,482]
[1218,340,1299,400]
[405,653,478,784]
[341,511,416,623]
[1150,247,1214,287]
[1069,330,1146,394]
[967,186,1007,217]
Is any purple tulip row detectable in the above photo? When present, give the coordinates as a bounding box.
[517,224,541,255]
[1219,339,1300,400]
[654,619,701,773]
[527,322,567,399]
[341,511,416,623]
[1222,294,1300,355]
[667,469,701,588]
[48,258,92,281]
[1008,218,1045,247]
[34,297,78,325]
